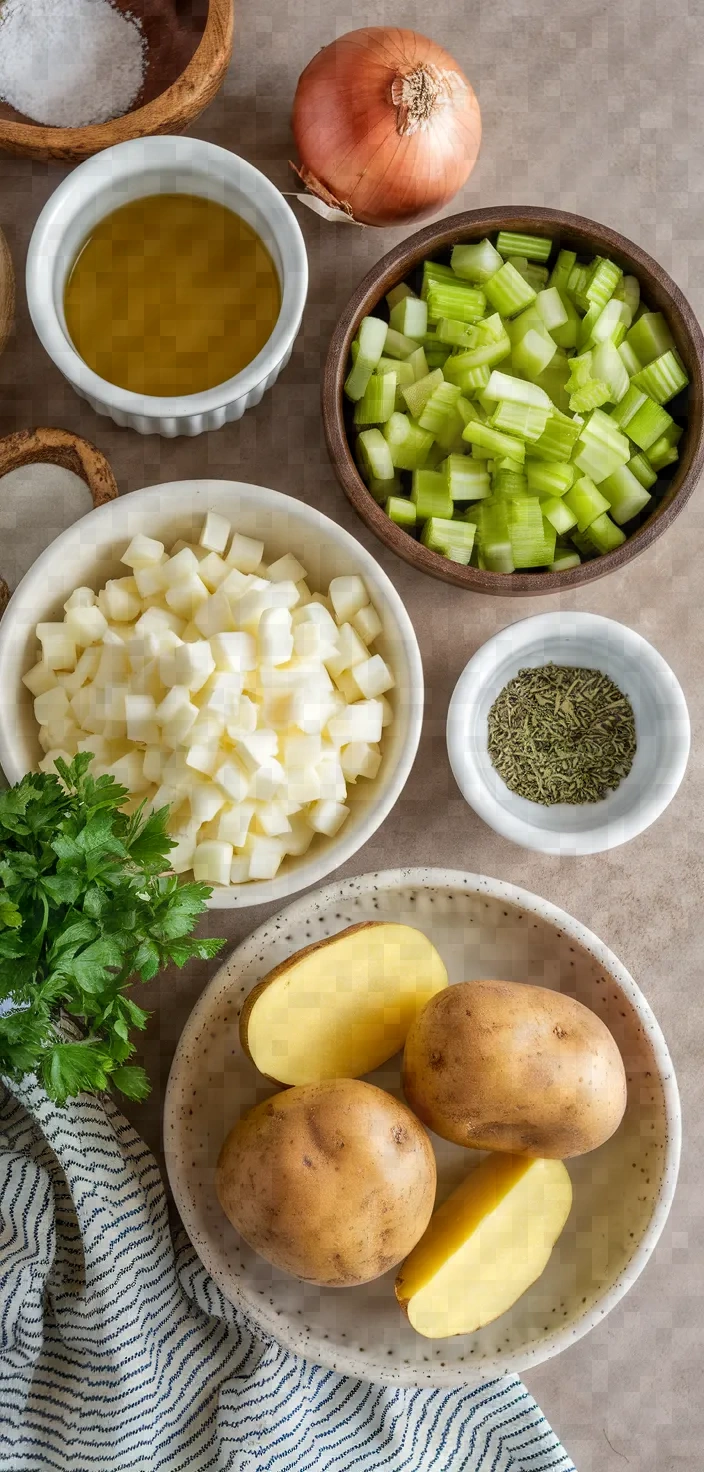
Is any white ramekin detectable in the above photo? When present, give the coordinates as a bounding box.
[25,137,308,438]
[447,611,690,856]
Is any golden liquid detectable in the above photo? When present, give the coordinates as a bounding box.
[64,194,281,397]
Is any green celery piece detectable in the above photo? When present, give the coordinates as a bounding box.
[426,282,486,325]
[565,475,611,531]
[451,239,503,282]
[462,503,483,526]
[497,231,553,262]
[484,261,537,318]
[507,256,549,291]
[484,370,551,408]
[354,371,397,425]
[573,409,630,482]
[625,397,674,451]
[344,316,389,398]
[609,382,647,428]
[421,516,475,563]
[386,282,417,310]
[368,474,401,503]
[402,368,444,419]
[626,312,676,367]
[591,339,629,403]
[527,408,581,463]
[569,380,611,413]
[384,326,418,360]
[511,328,557,381]
[588,298,632,348]
[531,351,572,415]
[476,313,511,345]
[411,468,453,520]
[418,381,463,435]
[389,295,428,340]
[489,400,550,442]
[432,406,467,453]
[460,363,492,393]
[550,551,581,571]
[383,412,434,471]
[535,286,569,332]
[510,498,556,567]
[344,358,374,403]
[386,495,417,527]
[601,463,653,524]
[526,461,575,496]
[548,249,577,294]
[566,263,591,311]
[618,339,642,377]
[426,347,452,370]
[479,499,515,572]
[407,346,429,383]
[541,495,578,535]
[493,469,528,498]
[647,435,680,471]
[568,349,595,390]
[570,529,598,559]
[443,336,511,382]
[462,419,526,463]
[356,427,395,483]
[628,451,657,489]
[505,306,544,344]
[550,293,580,350]
[631,350,689,405]
[377,355,414,411]
[586,256,623,311]
[443,454,492,500]
[421,260,456,299]
[614,274,640,316]
[578,302,603,350]
[586,512,627,554]
[436,317,477,348]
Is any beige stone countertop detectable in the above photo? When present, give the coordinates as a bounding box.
[1,2,702,1467]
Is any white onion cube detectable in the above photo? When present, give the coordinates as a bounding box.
[36,624,77,671]
[23,661,58,697]
[350,654,395,699]
[340,741,382,782]
[329,575,368,624]
[189,784,226,824]
[254,801,291,837]
[134,564,167,598]
[217,801,254,847]
[200,511,231,555]
[267,553,307,584]
[352,603,383,645]
[160,701,199,749]
[229,855,251,884]
[226,532,264,573]
[258,607,293,666]
[215,760,250,803]
[164,576,208,620]
[210,631,257,673]
[64,587,96,612]
[328,699,384,747]
[160,640,215,692]
[142,746,164,784]
[193,839,233,886]
[121,534,165,569]
[308,799,350,837]
[247,835,284,880]
[65,604,108,647]
[325,623,369,677]
[125,693,159,744]
[161,548,200,587]
[34,686,70,727]
[198,552,229,592]
[99,578,141,623]
[193,588,235,639]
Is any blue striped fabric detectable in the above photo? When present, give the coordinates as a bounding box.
[0,1079,576,1472]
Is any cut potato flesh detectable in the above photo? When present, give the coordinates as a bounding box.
[395,1154,572,1339]
[240,921,448,1085]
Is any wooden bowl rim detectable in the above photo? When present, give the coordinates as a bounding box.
[0,427,119,616]
[0,225,15,359]
[0,0,233,156]
[322,205,704,596]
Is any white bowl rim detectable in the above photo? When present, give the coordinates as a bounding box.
[446,611,691,857]
[164,864,682,1387]
[0,479,424,909]
[25,136,309,416]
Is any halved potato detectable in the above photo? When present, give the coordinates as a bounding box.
[395,1153,573,1338]
[240,921,448,1085]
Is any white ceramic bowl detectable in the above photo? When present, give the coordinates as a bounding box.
[25,137,308,438]
[164,867,681,1387]
[0,480,423,907]
[447,611,690,856]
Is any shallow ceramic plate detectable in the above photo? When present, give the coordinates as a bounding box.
[164,868,680,1388]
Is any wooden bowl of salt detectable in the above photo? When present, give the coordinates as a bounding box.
[0,0,233,163]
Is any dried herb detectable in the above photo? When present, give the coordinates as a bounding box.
[487,663,637,805]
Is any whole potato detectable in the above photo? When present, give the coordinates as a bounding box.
[216,1078,437,1286]
[403,980,627,1158]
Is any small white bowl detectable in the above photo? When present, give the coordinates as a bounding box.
[25,137,308,438]
[0,480,423,907]
[447,612,690,856]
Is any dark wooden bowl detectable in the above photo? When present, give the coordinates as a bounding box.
[322,206,704,596]
[0,0,233,163]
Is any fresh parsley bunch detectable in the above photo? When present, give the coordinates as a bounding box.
[0,753,224,1104]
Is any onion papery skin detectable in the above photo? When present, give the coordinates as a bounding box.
[291,27,482,227]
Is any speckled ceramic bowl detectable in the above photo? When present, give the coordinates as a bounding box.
[164,868,680,1388]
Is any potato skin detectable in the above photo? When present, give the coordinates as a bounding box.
[216,1078,437,1286]
[402,980,627,1158]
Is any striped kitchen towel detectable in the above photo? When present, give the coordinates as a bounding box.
[0,1078,576,1472]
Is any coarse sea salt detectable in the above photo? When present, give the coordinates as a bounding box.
[0,0,147,128]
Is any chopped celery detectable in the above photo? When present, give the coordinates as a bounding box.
[443,455,491,500]
[479,500,515,572]
[511,327,557,381]
[586,512,626,554]
[588,298,632,348]
[383,412,434,470]
[541,495,578,535]
[368,474,401,503]
[386,495,417,527]
[356,427,395,483]
[354,372,397,425]
[421,516,475,563]
[535,286,569,332]
[489,400,550,442]
[647,435,680,471]
[376,355,414,410]
[614,275,640,317]
[461,363,493,393]
[497,231,553,262]
[493,469,528,498]
[531,351,572,415]
[550,292,580,349]
[425,439,447,469]
[418,380,463,435]
[483,370,551,407]
[436,317,476,348]
[484,261,537,318]
[411,469,453,520]
[384,326,418,360]
[564,476,612,532]
[570,529,598,559]
[421,260,456,299]
[609,382,647,429]
[389,295,428,340]
[510,499,556,567]
[426,282,486,325]
[354,316,388,361]
[591,339,629,403]
[443,336,511,382]
[631,350,689,405]
[451,239,503,282]
[628,451,658,489]
[507,256,549,292]
[548,250,577,294]
[618,339,642,377]
[408,345,430,381]
[527,408,581,462]
[577,303,603,350]
[526,461,575,497]
[386,281,417,310]
[601,463,653,524]
[573,409,630,482]
[550,551,581,571]
[401,368,444,419]
[566,263,591,311]
[566,351,610,413]
[625,397,674,451]
[425,347,452,370]
[462,419,526,463]
[506,305,544,343]
[586,256,623,311]
[626,311,676,366]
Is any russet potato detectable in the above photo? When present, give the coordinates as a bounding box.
[216,1078,437,1286]
[395,1153,573,1338]
[403,979,627,1158]
[239,921,448,1085]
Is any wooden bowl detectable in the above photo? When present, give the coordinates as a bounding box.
[322,206,704,596]
[0,0,233,163]
[0,227,14,357]
[0,427,119,615]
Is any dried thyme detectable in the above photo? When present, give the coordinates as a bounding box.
[487,663,637,805]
